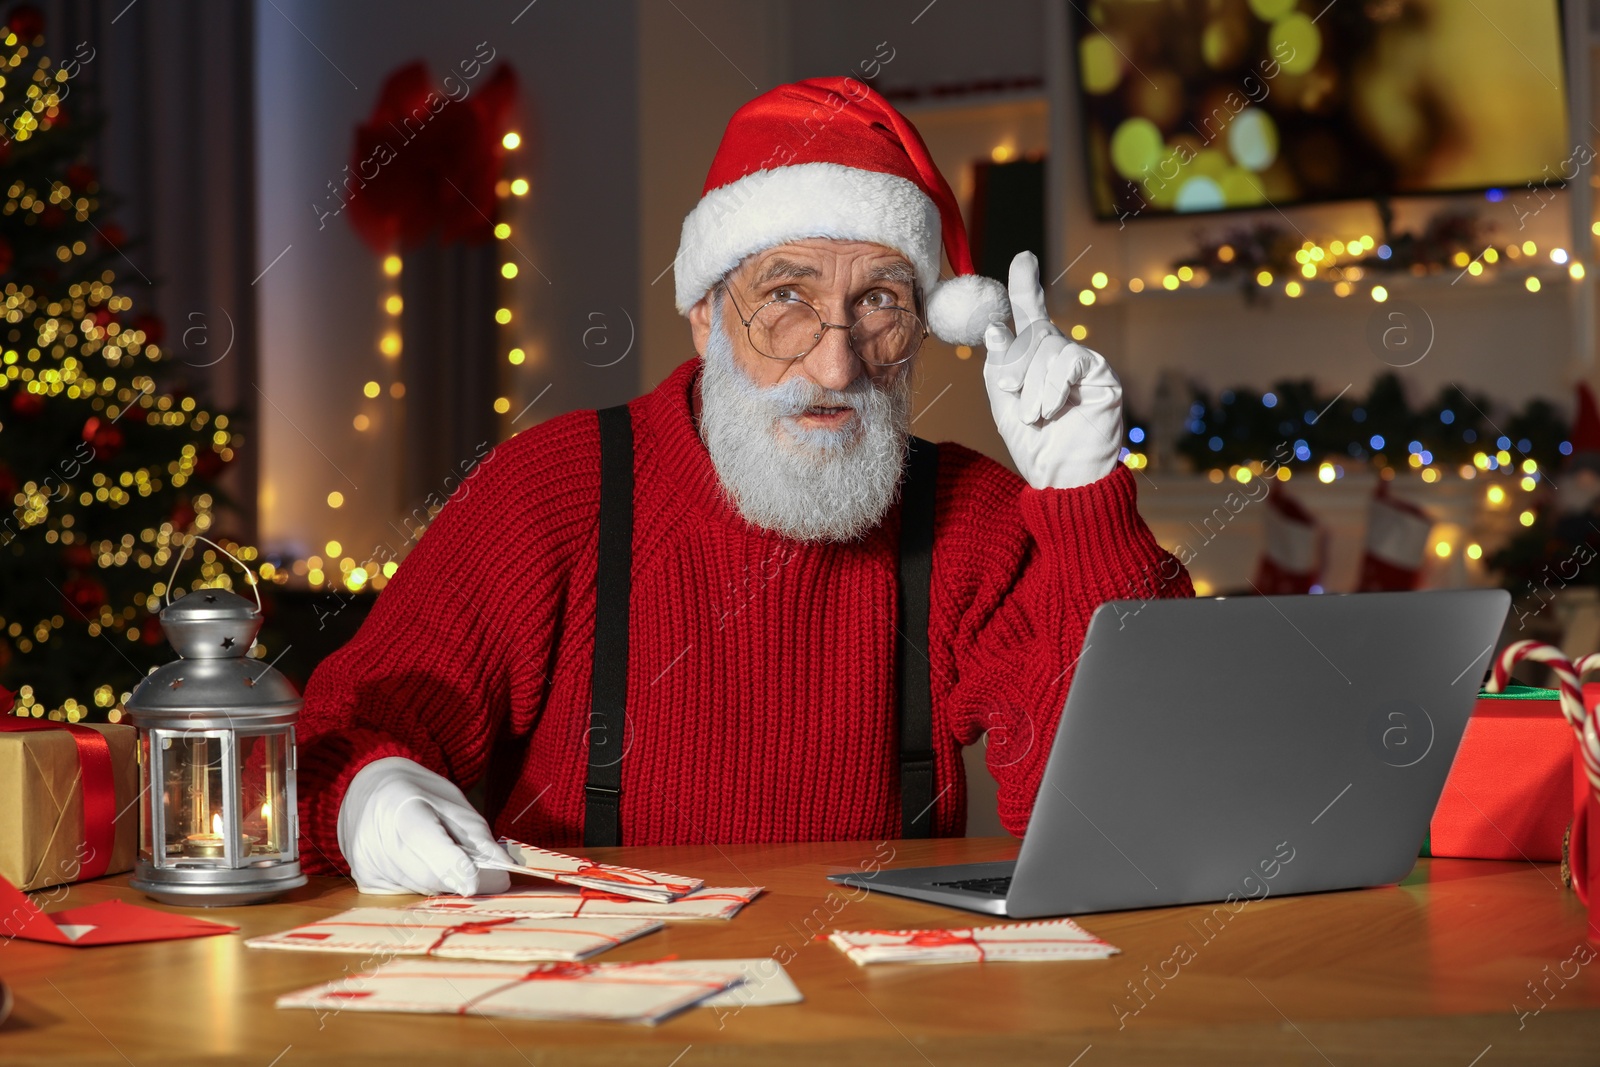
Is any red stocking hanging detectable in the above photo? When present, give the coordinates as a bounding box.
[1252,488,1323,595]
[1356,482,1434,592]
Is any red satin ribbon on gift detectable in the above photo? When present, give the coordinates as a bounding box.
[0,717,116,880]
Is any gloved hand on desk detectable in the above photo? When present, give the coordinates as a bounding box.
[336,756,515,895]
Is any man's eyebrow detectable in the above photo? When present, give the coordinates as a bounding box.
[749,257,821,288]
[866,261,916,286]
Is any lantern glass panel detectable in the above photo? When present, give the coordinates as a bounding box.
[139,732,154,862]
[161,731,231,864]
[237,731,290,857]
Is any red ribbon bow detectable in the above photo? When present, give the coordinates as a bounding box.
[0,716,116,881]
[905,929,980,949]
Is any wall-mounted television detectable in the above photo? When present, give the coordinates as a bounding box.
[1071,0,1571,221]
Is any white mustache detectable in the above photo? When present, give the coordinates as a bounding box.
[764,375,875,418]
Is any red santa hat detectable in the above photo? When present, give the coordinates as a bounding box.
[674,77,1011,346]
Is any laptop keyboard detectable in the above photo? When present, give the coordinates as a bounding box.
[931,875,1013,897]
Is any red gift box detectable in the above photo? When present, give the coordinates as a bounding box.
[1425,685,1580,862]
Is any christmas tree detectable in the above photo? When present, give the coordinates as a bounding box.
[0,6,255,723]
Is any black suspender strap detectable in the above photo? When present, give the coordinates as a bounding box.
[897,436,939,839]
[583,411,939,845]
[585,405,633,847]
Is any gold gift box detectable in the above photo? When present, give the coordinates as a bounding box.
[0,722,138,891]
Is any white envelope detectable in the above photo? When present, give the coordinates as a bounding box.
[408,885,763,921]
[276,956,802,1024]
[245,908,663,962]
[828,918,1120,965]
[479,838,703,903]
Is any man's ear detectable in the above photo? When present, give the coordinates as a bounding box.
[688,292,713,359]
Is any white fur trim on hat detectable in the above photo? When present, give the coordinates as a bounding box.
[674,162,942,314]
[925,272,1011,347]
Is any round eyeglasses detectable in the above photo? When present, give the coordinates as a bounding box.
[722,284,927,368]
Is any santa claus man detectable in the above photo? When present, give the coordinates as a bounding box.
[297,77,1192,895]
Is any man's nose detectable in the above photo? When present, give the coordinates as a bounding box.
[800,319,860,393]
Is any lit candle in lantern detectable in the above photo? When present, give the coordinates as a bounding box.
[183,811,256,859]
[184,812,227,859]
[126,538,308,905]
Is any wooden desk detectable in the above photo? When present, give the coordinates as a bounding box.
[3,838,1598,1066]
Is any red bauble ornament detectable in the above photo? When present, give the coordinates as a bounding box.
[61,543,93,570]
[0,460,14,502]
[39,204,64,229]
[170,498,197,532]
[81,415,124,461]
[60,576,106,616]
[133,313,165,345]
[9,390,43,417]
[0,234,13,276]
[92,307,114,328]
[97,223,126,249]
[8,5,44,39]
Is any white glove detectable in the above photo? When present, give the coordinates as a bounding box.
[336,756,515,896]
[983,251,1124,490]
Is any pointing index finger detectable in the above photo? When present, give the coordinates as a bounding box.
[1008,251,1048,332]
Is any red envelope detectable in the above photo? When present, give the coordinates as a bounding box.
[0,873,236,946]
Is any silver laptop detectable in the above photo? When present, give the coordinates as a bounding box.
[829,588,1511,918]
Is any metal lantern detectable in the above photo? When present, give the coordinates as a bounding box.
[125,538,306,906]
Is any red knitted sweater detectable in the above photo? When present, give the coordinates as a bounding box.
[295,358,1191,872]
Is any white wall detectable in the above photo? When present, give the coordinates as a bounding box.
[256,0,638,560]
[637,0,789,390]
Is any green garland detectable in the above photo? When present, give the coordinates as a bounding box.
[1122,373,1567,475]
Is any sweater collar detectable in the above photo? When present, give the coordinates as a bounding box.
[633,357,902,557]
[633,358,732,526]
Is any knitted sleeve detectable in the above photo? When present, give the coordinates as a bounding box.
[937,454,1192,837]
[293,411,597,874]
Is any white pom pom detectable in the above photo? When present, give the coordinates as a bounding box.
[925,273,1011,346]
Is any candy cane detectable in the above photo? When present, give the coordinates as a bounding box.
[1488,641,1600,795]
[1567,653,1600,795]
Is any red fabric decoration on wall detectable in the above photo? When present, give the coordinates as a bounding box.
[342,60,519,254]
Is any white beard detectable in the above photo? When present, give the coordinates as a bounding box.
[698,297,913,542]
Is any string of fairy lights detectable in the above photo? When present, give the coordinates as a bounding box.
[1062,234,1583,307]
[1075,231,1578,591]
[264,130,529,594]
[1103,237,1577,554]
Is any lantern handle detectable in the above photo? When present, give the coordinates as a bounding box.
[164,534,263,615]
